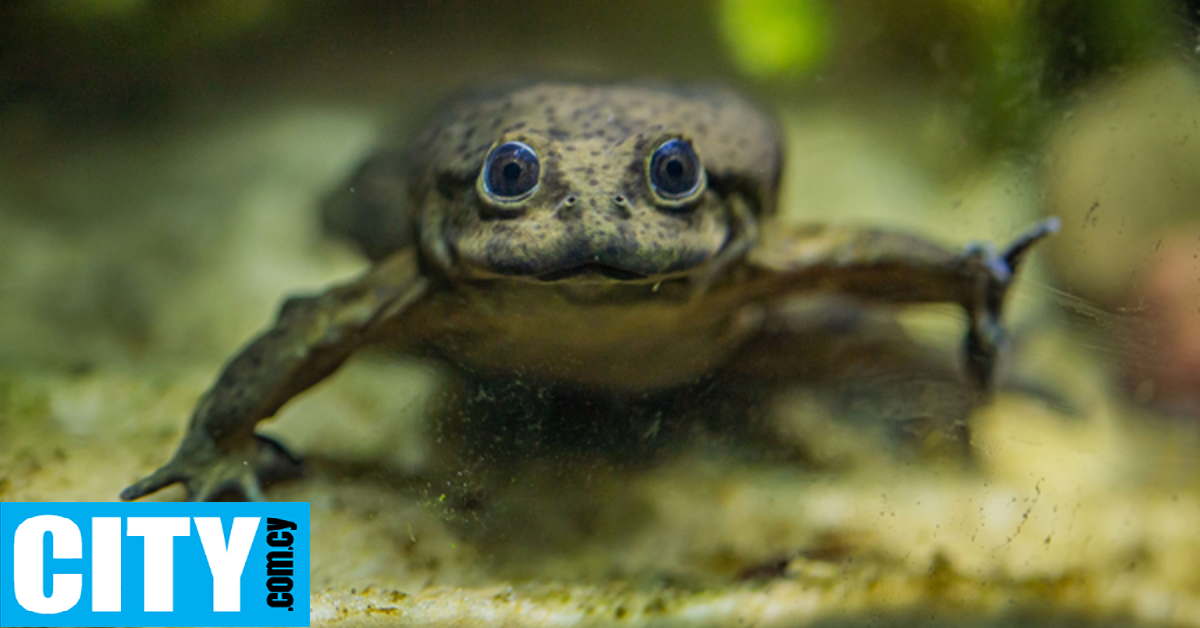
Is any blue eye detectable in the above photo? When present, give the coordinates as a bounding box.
[483,141,540,200]
[649,139,702,200]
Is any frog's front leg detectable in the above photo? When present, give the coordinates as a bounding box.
[741,218,1059,392]
[121,250,431,501]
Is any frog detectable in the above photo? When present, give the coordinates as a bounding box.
[120,82,1058,502]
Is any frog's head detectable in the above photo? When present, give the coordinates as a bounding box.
[410,84,782,285]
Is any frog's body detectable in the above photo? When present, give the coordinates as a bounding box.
[122,83,1057,502]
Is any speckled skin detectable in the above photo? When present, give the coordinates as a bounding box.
[122,83,1057,502]
[412,84,780,279]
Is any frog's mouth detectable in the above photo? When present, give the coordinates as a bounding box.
[536,263,648,282]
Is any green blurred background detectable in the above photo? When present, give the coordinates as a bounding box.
[1,0,1192,144]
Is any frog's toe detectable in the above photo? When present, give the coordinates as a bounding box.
[120,464,186,501]
[1001,217,1060,275]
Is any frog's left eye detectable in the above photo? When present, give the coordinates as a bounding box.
[649,139,703,202]
[483,141,540,200]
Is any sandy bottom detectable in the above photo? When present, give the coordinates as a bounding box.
[2,348,1199,627]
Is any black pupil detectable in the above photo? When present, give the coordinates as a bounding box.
[485,141,539,199]
[650,139,700,199]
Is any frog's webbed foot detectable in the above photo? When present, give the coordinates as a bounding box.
[120,433,301,502]
[960,218,1060,391]
[121,249,431,502]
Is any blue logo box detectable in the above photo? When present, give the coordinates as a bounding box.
[1,502,309,627]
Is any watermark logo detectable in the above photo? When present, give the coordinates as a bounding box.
[0,502,309,627]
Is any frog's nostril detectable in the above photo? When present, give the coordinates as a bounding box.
[555,194,584,221]
[610,194,632,219]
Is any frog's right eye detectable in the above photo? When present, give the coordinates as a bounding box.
[482,141,540,201]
